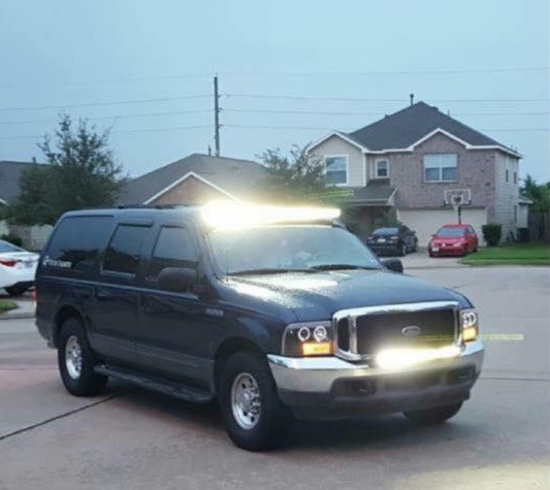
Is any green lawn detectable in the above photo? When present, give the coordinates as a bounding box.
[460,242,550,266]
[0,299,17,314]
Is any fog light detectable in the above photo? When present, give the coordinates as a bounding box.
[462,326,478,342]
[302,342,332,356]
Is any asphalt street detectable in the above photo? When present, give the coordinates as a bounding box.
[0,264,548,490]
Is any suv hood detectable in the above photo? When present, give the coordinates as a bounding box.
[225,270,466,322]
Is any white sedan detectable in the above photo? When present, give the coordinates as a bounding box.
[0,240,39,297]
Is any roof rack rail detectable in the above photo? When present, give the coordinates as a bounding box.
[116,204,192,210]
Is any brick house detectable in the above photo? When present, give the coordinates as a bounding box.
[119,153,268,206]
[307,102,523,245]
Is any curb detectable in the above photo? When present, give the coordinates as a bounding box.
[0,308,36,321]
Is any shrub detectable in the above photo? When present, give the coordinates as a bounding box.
[482,224,502,247]
[1,233,23,247]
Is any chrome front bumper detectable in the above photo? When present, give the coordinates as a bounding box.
[267,340,484,416]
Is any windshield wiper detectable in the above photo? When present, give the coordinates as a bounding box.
[309,264,379,271]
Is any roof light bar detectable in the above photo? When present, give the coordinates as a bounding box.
[202,201,341,229]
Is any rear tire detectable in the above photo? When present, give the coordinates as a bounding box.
[404,402,463,424]
[5,285,27,297]
[58,317,107,396]
[219,351,290,451]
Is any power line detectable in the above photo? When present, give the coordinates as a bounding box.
[1,124,547,141]
[227,94,550,103]
[0,109,212,126]
[1,93,546,115]
[221,67,549,76]
[1,108,546,128]
[225,108,550,116]
[0,125,212,140]
[0,66,546,88]
[0,95,211,113]
[224,124,549,132]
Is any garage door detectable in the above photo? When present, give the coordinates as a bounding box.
[398,208,487,247]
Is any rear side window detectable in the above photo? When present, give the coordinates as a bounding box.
[43,216,113,274]
[146,226,198,282]
[103,225,150,275]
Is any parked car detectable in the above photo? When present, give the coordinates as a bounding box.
[35,203,484,451]
[366,225,418,256]
[428,224,479,257]
[0,239,39,296]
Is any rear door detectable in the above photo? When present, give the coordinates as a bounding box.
[90,221,153,367]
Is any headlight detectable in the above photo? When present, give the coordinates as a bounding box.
[282,321,333,356]
[460,308,479,342]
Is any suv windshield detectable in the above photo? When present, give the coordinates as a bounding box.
[207,225,381,274]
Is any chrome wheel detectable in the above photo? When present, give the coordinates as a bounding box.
[231,372,262,430]
[65,334,82,380]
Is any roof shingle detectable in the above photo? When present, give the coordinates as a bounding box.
[348,101,513,152]
[119,153,268,205]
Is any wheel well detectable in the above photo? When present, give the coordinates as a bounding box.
[53,306,83,348]
[213,338,264,392]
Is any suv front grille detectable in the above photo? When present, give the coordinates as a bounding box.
[333,301,459,361]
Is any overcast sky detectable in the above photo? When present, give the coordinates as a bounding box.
[0,0,548,183]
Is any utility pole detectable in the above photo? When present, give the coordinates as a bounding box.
[214,75,220,156]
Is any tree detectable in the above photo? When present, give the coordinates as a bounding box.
[9,115,124,225]
[259,145,330,203]
[521,174,550,212]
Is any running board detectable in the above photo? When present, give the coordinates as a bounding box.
[95,365,215,404]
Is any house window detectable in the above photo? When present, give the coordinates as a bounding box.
[423,154,457,182]
[514,172,517,184]
[375,159,389,178]
[325,156,348,185]
[514,205,518,224]
[505,169,509,182]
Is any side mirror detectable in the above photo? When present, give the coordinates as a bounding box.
[157,267,197,293]
[380,258,404,273]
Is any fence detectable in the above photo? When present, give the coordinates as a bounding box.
[528,212,550,243]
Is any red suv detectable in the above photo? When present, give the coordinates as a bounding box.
[428,224,479,257]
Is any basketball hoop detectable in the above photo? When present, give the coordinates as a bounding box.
[450,194,463,213]
[444,189,471,225]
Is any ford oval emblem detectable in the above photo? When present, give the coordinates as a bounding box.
[401,325,422,337]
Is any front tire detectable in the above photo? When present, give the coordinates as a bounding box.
[399,243,406,257]
[58,317,107,396]
[219,351,290,451]
[404,402,463,424]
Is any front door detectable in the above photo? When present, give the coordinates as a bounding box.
[134,225,220,389]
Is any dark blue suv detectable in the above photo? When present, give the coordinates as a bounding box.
[35,203,484,451]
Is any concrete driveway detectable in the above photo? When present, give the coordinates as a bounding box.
[0,265,548,489]
[400,251,467,269]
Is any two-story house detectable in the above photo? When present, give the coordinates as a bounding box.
[307,101,523,245]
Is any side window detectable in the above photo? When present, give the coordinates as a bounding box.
[146,227,198,283]
[102,225,150,275]
[44,216,113,274]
